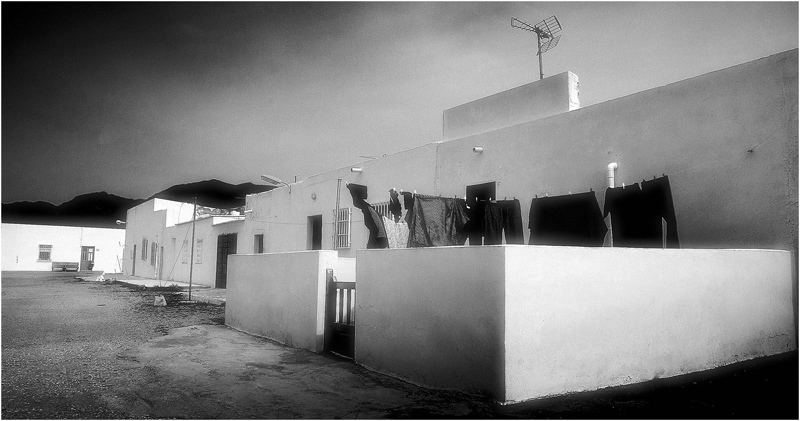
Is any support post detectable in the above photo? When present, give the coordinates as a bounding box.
[188,197,197,301]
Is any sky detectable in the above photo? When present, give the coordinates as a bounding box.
[2,2,797,205]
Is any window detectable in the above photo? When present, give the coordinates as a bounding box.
[142,238,148,261]
[334,207,351,249]
[254,234,264,254]
[195,239,203,264]
[151,242,158,266]
[182,240,189,264]
[38,244,52,261]
[372,201,390,219]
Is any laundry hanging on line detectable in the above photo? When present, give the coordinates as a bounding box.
[640,175,680,248]
[603,175,679,248]
[346,183,388,249]
[406,194,470,248]
[382,216,409,249]
[483,199,525,245]
[529,191,607,247]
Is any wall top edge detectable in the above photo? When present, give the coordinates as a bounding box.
[443,71,574,113]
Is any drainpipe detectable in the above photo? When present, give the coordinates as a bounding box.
[607,162,618,189]
[606,162,618,247]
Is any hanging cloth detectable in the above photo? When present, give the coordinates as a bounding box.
[388,189,402,223]
[483,199,525,245]
[383,216,409,249]
[640,175,680,248]
[603,183,655,247]
[528,191,607,246]
[407,195,470,247]
[401,191,415,225]
[346,183,388,249]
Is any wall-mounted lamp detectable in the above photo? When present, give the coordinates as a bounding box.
[261,174,291,192]
[473,147,484,153]
[115,220,126,225]
[350,167,363,173]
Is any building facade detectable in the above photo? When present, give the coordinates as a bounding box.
[2,223,126,272]
[123,49,798,288]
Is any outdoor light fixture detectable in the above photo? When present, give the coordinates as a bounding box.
[115,220,126,225]
[261,174,291,192]
[350,167,363,173]
[473,147,484,153]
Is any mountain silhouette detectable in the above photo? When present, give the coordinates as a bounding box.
[2,180,275,228]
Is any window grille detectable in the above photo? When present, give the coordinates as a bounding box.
[151,242,158,266]
[334,207,351,249]
[195,239,203,264]
[38,244,52,261]
[371,201,390,219]
[142,238,148,261]
[182,240,189,264]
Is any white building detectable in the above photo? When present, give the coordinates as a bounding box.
[1,223,126,272]
[123,50,798,288]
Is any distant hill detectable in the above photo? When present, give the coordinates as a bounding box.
[2,180,275,228]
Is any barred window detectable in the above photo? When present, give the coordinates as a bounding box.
[195,239,203,264]
[182,240,189,264]
[334,207,351,249]
[371,201,390,219]
[38,245,52,261]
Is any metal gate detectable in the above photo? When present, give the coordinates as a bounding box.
[215,233,237,288]
[324,269,355,358]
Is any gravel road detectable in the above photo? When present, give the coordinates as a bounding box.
[2,271,225,419]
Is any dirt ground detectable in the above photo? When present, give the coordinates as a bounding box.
[2,271,798,419]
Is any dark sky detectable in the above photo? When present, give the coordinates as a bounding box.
[2,2,797,205]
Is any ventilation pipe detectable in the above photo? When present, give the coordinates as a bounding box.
[607,162,618,188]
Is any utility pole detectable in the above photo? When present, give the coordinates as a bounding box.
[188,197,197,301]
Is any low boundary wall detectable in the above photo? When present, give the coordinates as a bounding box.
[225,250,338,352]
[356,246,796,403]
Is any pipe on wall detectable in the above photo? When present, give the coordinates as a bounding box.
[607,162,618,189]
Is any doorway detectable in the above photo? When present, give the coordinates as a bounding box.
[80,246,95,271]
[215,233,238,288]
[308,215,322,250]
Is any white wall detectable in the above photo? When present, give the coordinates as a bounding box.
[503,246,796,403]
[241,50,797,258]
[2,223,125,272]
[443,71,580,141]
[355,246,506,398]
[355,245,796,403]
[225,250,338,352]
[435,50,798,252]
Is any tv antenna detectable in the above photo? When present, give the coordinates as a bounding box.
[512,15,562,80]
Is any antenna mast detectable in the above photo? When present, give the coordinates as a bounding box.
[512,15,562,80]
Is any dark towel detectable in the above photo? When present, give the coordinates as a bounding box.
[529,191,607,246]
[407,195,470,247]
[641,176,680,248]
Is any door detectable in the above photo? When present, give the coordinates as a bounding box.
[324,269,356,358]
[215,233,237,288]
[80,246,95,271]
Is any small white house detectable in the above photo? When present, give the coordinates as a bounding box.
[1,223,126,272]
